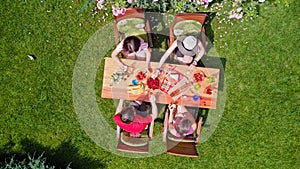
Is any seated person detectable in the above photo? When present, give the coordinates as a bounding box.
[113,94,158,139]
[112,36,151,71]
[157,35,205,70]
[167,104,197,138]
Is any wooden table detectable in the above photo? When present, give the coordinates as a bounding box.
[101,58,220,109]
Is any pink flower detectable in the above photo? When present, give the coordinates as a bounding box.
[202,0,209,4]
[229,14,236,19]
[117,9,122,15]
[236,13,243,19]
[120,8,126,15]
[228,9,243,19]
[127,0,133,3]
[258,0,265,2]
[97,0,104,4]
[97,2,104,10]
[236,7,242,12]
[196,0,204,5]
[112,8,118,16]
[112,8,126,16]
[229,10,237,19]
[233,1,238,7]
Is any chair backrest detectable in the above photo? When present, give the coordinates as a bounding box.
[169,13,206,48]
[113,8,153,48]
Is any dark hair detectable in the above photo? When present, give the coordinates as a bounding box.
[120,106,135,124]
[122,36,141,54]
[174,119,192,136]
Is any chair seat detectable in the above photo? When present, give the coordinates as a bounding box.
[173,20,202,36]
[117,18,147,40]
[117,132,149,153]
[120,132,149,147]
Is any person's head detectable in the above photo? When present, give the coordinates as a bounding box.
[174,118,192,137]
[122,36,141,57]
[177,35,199,57]
[119,106,136,124]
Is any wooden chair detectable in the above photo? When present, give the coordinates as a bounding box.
[163,106,203,157]
[113,8,153,48]
[117,119,154,153]
[169,13,206,50]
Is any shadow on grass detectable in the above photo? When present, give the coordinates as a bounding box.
[199,108,209,127]
[0,139,105,169]
[204,12,216,50]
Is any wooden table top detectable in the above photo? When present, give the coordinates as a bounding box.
[101,58,220,109]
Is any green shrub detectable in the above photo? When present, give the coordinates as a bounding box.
[0,154,71,169]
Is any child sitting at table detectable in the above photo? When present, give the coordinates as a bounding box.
[157,35,205,71]
[112,35,151,72]
[167,104,197,137]
[113,94,158,139]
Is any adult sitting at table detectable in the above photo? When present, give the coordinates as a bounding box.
[157,35,205,70]
[167,104,197,138]
[113,94,158,139]
[111,35,151,72]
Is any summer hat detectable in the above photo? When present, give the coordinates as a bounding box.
[177,35,199,56]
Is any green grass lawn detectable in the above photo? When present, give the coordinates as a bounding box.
[0,0,299,168]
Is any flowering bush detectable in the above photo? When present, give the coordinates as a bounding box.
[81,0,292,21]
[77,0,292,51]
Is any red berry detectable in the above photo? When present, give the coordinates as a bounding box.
[206,88,212,94]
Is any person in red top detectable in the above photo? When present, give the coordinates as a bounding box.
[114,94,158,139]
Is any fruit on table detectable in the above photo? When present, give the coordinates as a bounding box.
[205,87,212,94]
[194,83,200,90]
[205,77,215,83]
[147,77,160,90]
[128,83,145,95]
[193,72,206,82]
[136,71,147,81]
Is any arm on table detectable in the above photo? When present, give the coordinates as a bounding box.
[149,95,158,140]
[162,107,170,142]
[157,40,178,69]
[145,48,151,72]
[188,41,206,70]
[116,99,124,114]
[195,117,203,144]
[167,104,177,137]
[111,41,127,68]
